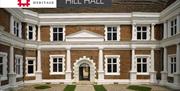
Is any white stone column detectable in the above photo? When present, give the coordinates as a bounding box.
[160,47,168,85]
[163,21,168,39]
[132,23,136,40]
[98,47,104,82]
[37,25,41,41]
[35,49,42,81]
[174,44,180,87]
[8,45,16,87]
[151,23,155,40]
[65,47,72,83]
[150,48,157,83]
[130,48,137,83]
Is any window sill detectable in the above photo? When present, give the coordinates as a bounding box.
[26,74,35,77]
[136,73,149,75]
[105,73,120,75]
[0,76,8,80]
[16,75,23,78]
[50,72,65,75]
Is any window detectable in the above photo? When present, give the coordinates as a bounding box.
[49,55,65,75]
[137,57,147,73]
[50,26,65,41]
[105,26,120,41]
[168,55,176,76]
[15,55,23,77]
[170,18,177,36]
[27,25,36,40]
[0,52,7,80]
[11,16,22,38]
[105,55,120,75]
[26,57,36,76]
[136,26,149,40]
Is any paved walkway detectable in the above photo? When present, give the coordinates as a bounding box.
[75,85,94,91]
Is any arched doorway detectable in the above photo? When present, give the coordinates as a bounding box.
[79,63,90,80]
[73,56,96,82]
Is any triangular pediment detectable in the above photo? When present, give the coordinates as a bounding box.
[66,30,103,38]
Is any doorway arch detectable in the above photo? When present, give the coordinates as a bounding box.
[73,56,96,82]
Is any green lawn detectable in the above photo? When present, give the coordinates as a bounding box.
[94,85,107,91]
[34,84,51,89]
[64,85,76,91]
[127,85,151,91]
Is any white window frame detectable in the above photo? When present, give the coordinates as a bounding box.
[50,26,65,41]
[135,25,150,40]
[104,55,120,75]
[0,52,7,80]
[168,17,177,37]
[26,24,36,40]
[15,55,23,78]
[10,16,22,38]
[135,55,150,75]
[49,55,65,75]
[168,54,176,77]
[26,57,36,76]
[104,25,120,41]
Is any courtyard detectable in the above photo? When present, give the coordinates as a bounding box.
[5,83,175,91]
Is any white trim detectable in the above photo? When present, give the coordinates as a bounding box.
[49,55,65,75]
[26,57,36,76]
[26,24,36,40]
[15,55,23,78]
[134,25,150,41]
[0,52,8,80]
[50,25,65,41]
[104,55,120,75]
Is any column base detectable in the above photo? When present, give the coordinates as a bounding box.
[65,71,72,81]
[174,73,180,86]
[8,73,16,87]
[130,71,137,83]
[160,71,168,85]
[150,71,157,84]
[35,71,42,81]
[98,71,104,81]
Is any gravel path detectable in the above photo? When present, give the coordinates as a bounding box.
[75,85,95,91]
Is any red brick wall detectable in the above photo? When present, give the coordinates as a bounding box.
[41,26,50,41]
[0,9,10,33]
[120,25,132,41]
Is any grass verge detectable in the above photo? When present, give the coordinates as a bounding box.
[127,85,151,91]
[64,85,76,91]
[94,85,107,91]
[34,84,51,89]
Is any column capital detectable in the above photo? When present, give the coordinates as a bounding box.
[98,47,104,50]
[151,23,156,26]
[66,47,71,50]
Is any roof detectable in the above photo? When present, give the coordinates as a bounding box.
[26,0,176,13]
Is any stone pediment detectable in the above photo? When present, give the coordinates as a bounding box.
[66,30,104,42]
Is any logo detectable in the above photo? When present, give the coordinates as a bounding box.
[18,0,30,7]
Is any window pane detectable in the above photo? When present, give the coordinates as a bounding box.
[142,32,147,39]
[137,32,141,39]
[137,64,141,72]
[113,58,116,63]
[143,64,147,72]
[28,66,33,73]
[171,28,174,36]
[113,64,117,72]
[137,27,141,31]
[53,33,57,41]
[58,58,62,62]
[0,65,3,75]
[29,26,33,31]
[142,27,147,31]
[53,58,57,63]
[171,64,173,73]
[28,60,33,64]
[143,58,146,62]
[59,33,63,41]
[29,32,33,39]
[58,64,62,72]
[107,27,111,32]
[113,33,117,40]
[137,58,141,63]
[174,64,176,73]
[107,64,111,72]
[0,57,2,63]
[53,64,57,72]
[107,58,111,63]
[59,28,63,32]
[107,33,111,40]
[53,28,57,32]
[113,27,117,31]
